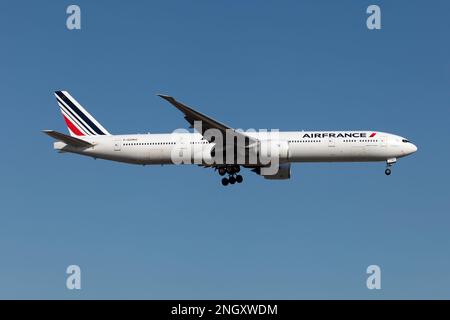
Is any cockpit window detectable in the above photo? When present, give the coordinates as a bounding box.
[402,139,410,143]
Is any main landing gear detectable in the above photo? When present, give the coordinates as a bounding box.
[385,158,396,176]
[219,165,243,186]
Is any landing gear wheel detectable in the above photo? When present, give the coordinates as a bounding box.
[385,168,391,176]
[236,175,243,183]
[218,168,226,176]
[221,178,229,186]
[234,166,240,173]
[228,176,236,184]
[226,166,234,174]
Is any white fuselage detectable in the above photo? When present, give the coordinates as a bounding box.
[54,130,417,165]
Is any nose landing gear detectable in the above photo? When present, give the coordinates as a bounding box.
[385,158,396,176]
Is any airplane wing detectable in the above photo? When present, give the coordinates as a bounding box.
[42,130,93,148]
[157,95,259,151]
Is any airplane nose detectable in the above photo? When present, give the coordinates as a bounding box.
[411,143,418,153]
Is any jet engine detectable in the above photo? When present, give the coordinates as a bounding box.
[252,163,292,180]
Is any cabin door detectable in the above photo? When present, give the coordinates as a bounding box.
[114,139,122,151]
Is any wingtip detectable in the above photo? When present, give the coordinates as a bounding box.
[157,94,173,100]
[42,130,55,137]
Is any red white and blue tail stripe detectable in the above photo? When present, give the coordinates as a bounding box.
[54,91,110,137]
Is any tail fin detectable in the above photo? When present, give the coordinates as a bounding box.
[54,91,110,137]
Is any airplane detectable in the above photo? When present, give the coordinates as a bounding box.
[43,91,417,186]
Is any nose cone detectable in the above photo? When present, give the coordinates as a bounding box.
[410,143,418,154]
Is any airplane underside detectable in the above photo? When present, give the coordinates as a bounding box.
[62,146,402,186]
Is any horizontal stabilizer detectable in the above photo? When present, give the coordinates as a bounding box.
[42,130,93,148]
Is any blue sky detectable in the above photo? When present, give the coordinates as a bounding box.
[0,0,449,299]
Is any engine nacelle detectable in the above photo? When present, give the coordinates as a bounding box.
[253,163,291,180]
[191,139,290,166]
